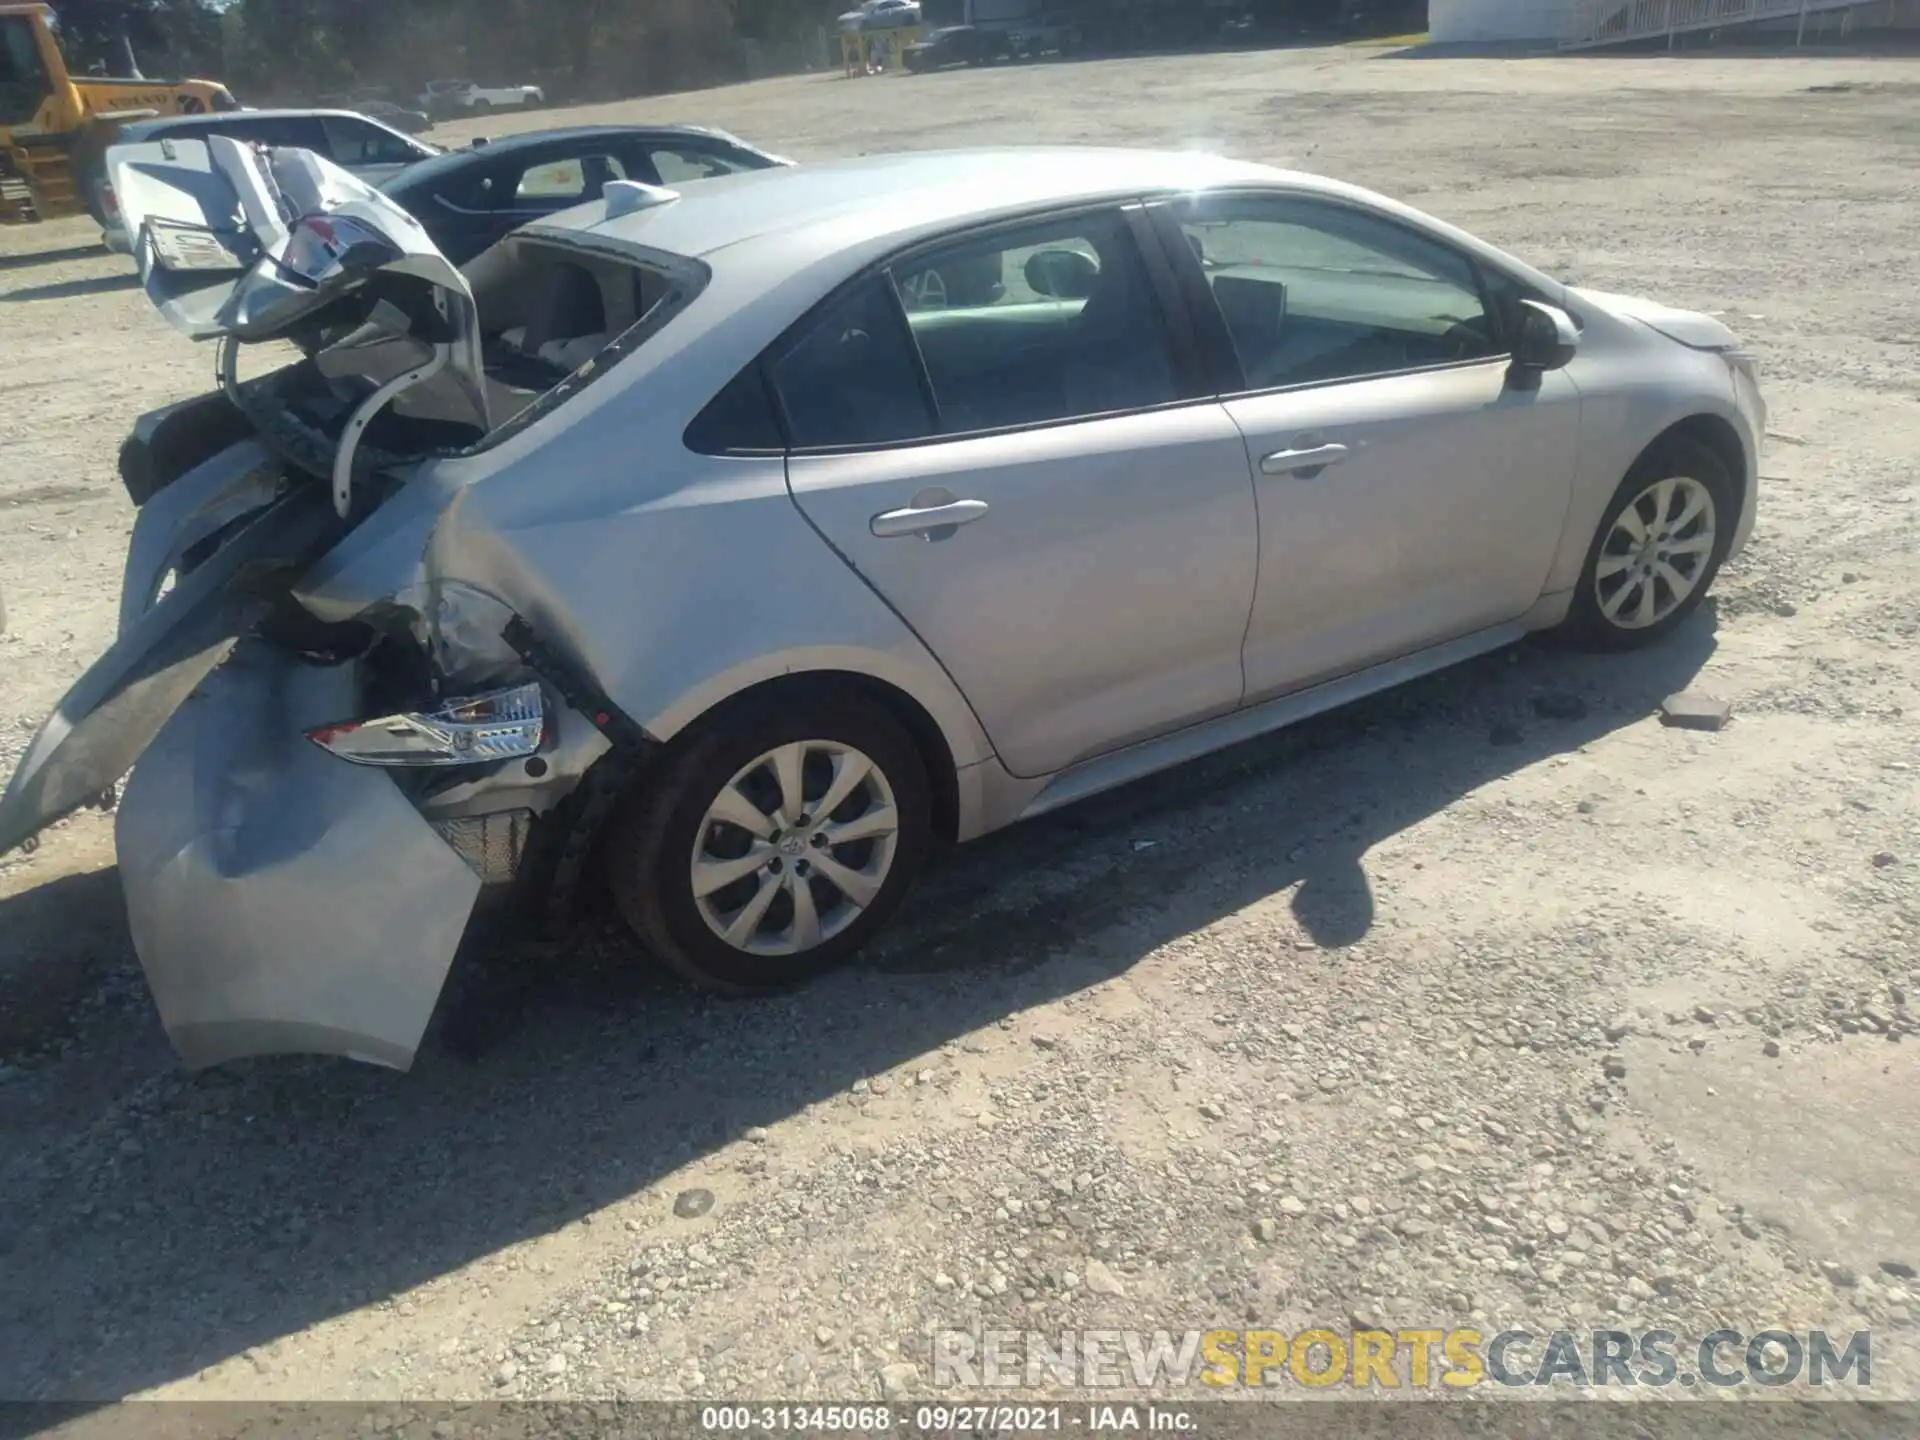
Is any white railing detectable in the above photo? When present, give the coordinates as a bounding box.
[1563,0,1863,47]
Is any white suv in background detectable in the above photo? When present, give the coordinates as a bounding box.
[418,79,545,116]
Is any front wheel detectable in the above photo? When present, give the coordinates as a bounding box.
[1555,435,1735,651]
[603,693,933,993]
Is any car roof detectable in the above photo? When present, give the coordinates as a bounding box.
[120,108,399,137]
[443,124,740,153]
[551,147,1291,264]
[382,125,755,190]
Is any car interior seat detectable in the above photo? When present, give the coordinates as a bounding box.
[511,261,610,370]
[1057,249,1173,415]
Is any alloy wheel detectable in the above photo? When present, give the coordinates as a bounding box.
[1593,474,1717,630]
[689,740,900,957]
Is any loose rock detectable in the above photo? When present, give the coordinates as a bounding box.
[1659,692,1732,732]
[1083,1259,1127,1296]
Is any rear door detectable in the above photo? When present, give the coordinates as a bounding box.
[780,205,1261,779]
[1154,192,1581,701]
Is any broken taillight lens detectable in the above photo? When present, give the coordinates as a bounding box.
[307,682,545,767]
[278,212,401,287]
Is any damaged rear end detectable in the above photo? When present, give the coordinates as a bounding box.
[0,138,687,1069]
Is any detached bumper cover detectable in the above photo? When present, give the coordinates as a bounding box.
[117,645,480,1070]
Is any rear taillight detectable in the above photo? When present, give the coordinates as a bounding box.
[101,183,119,219]
[307,682,546,767]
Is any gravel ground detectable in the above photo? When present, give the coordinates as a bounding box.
[1,42,1918,1414]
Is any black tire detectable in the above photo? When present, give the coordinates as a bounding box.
[1555,434,1736,652]
[472,98,492,114]
[603,690,933,994]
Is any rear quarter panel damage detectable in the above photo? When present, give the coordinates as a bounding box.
[117,645,481,1070]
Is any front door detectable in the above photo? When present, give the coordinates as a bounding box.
[1160,193,1582,700]
[781,206,1260,779]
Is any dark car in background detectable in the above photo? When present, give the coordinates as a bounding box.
[378,124,790,266]
[903,24,1015,70]
[356,98,434,134]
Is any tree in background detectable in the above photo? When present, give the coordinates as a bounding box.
[212,0,737,103]
[52,0,223,76]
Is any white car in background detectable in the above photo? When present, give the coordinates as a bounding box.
[418,79,545,116]
[93,108,438,254]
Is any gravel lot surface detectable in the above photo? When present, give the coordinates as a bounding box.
[1,41,1918,1416]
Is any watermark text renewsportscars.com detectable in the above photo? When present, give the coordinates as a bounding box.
[933,1327,1872,1390]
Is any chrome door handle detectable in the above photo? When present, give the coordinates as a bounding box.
[870,498,989,539]
[1260,443,1349,477]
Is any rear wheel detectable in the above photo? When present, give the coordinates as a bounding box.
[604,693,933,993]
[1556,435,1734,651]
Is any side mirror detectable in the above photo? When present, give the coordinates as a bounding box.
[1509,299,1578,387]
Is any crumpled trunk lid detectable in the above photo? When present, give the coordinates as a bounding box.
[0,139,496,859]
[111,133,485,399]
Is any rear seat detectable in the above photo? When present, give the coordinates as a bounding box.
[496,258,639,374]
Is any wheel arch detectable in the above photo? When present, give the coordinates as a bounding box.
[1544,392,1754,602]
[646,668,964,848]
[1642,412,1749,513]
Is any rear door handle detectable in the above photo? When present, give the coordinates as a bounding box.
[1260,443,1350,478]
[870,499,989,540]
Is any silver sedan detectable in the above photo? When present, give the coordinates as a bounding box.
[0,141,1764,1069]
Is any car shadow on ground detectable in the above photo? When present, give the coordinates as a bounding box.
[0,244,106,272]
[0,274,138,304]
[0,613,1720,1401]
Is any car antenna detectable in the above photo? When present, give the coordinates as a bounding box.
[602,179,680,218]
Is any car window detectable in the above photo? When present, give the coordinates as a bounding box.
[197,115,326,151]
[514,152,627,203]
[321,116,421,167]
[647,145,757,183]
[1174,197,1498,392]
[0,15,53,127]
[770,276,934,449]
[888,209,1178,433]
[686,366,785,454]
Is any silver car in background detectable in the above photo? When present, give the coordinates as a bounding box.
[0,141,1763,1072]
[91,108,439,254]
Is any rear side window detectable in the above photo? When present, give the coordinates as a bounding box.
[646,145,763,183]
[321,116,422,167]
[514,153,627,203]
[769,277,933,450]
[685,367,784,454]
[229,116,328,151]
